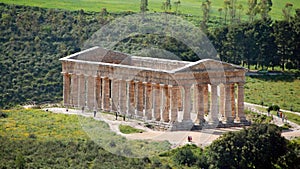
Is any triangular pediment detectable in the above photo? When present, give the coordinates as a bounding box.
[173,59,246,73]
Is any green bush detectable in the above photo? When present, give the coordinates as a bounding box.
[172,145,197,167]
[0,112,8,118]
[119,125,144,134]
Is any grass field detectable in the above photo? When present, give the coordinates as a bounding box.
[245,76,300,112]
[1,0,299,20]
[0,108,170,157]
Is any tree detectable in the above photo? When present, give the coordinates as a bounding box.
[206,124,288,169]
[140,0,148,14]
[282,3,293,22]
[161,0,171,12]
[173,0,181,15]
[246,0,258,23]
[201,0,211,31]
[273,20,294,71]
[258,0,273,21]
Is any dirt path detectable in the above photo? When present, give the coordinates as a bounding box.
[45,107,300,148]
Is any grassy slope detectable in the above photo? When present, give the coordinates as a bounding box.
[245,76,300,112]
[1,0,300,20]
[0,108,170,157]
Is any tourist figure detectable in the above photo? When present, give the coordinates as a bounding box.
[81,106,84,113]
[115,112,118,120]
[93,110,97,117]
[277,110,280,117]
[187,136,192,142]
[123,115,125,121]
[285,115,288,123]
[282,114,285,122]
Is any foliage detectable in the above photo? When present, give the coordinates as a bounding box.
[119,125,144,134]
[268,104,281,111]
[172,145,197,166]
[206,124,290,169]
[0,136,153,169]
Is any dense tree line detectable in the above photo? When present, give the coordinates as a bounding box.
[209,14,300,70]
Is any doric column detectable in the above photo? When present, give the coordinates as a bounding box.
[78,74,86,108]
[208,84,219,124]
[70,74,79,106]
[177,87,183,111]
[224,84,233,123]
[170,86,178,123]
[237,82,246,122]
[102,77,110,111]
[230,83,236,118]
[196,84,205,125]
[118,80,127,114]
[95,76,102,110]
[127,80,135,116]
[219,84,225,118]
[87,76,96,109]
[193,85,197,114]
[144,82,152,120]
[203,84,209,114]
[182,85,192,121]
[136,81,144,117]
[63,73,71,106]
[152,83,161,121]
[111,79,118,112]
[162,85,170,122]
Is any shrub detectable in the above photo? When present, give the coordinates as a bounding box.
[0,111,8,118]
[172,146,197,166]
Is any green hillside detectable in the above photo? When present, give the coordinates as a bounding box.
[1,0,300,20]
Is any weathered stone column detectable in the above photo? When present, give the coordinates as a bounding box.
[152,83,161,121]
[170,86,178,123]
[95,76,102,110]
[144,82,152,120]
[127,80,135,116]
[208,84,219,124]
[236,82,246,122]
[219,84,225,118]
[136,81,144,118]
[182,85,192,122]
[111,79,118,112]
[177,87,183,111]
[78,74,86,108]
[196,84,205,125]
[193,85,197,114]
[118,80,127,114]
[203,84,209,114]
[63,73,71,106]
[162,85,170,122]
[102,77,110,111]
[70,74,79,107]
[230,83,236,118]
[87,76,96,109]
[224,84,233,123]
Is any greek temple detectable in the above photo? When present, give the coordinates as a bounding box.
[60,46,249,130]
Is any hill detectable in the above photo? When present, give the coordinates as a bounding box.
[1,0,300,21]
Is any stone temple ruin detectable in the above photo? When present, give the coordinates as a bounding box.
[60,46,249,131]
